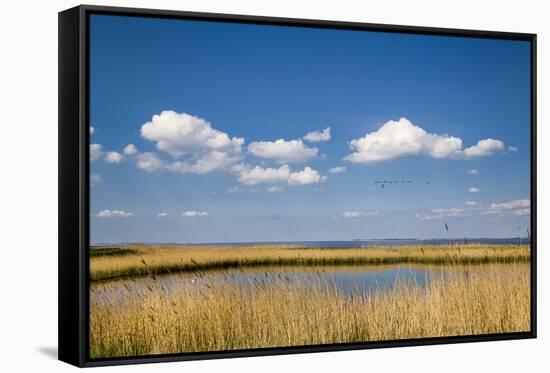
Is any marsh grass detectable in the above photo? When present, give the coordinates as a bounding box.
[90,244,530,282]
[89,263,530,358]
[90,247,139,257]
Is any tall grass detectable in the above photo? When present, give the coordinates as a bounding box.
[90,263,530,358]
[90,244,530,282]
[90,247,138,257]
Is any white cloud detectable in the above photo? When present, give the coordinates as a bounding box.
[90,144,103,162]
[462,139,505,158]
[141,110,244,157]
[344,118,461,163]
[432,208,465,215]
[136,152,165,172]
[467,169,478,175]
[157,212,169,218]
[90,126,95,135]
[232,163,291,185]
[167,151,242,174]
[182,211,209,217]
[232,163,326,186]
[96,209,134,218]
[340,210,379,218]
[90,174,102,186]
[288,166,327,185]
[248,139,318,163]
[416,208,467,221]
[139,110,243,173]
[508,146,519,152]
[328,166,346,174]
[123,144,138,155]
[344,117,505,164]
[489,199,530,210]
[104,151,124,164]
[135,150,242,175]
[417,199,530,221]
[91,144,127,164]
[480,199,530,217]
[226,186,264,194]
[267,186,283,193]
[468,187,480,193]
[303,127,331,142]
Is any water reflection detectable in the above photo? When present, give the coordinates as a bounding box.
[92,263,507,303]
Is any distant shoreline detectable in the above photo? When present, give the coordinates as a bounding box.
[91,237,531,248]
[89,243,531,282]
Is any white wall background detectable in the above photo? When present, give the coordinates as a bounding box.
[0,0,547,371]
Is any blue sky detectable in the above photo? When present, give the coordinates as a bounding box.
[89,14,531,244]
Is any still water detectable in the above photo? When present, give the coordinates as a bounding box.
[92,264,484,301]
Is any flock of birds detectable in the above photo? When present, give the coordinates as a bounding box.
[373,179,430,189]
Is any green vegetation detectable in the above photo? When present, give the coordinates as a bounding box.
[90,247,139,258]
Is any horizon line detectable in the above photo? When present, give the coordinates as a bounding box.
[90,236,531,246]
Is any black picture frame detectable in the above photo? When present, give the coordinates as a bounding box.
[58,4,537,367]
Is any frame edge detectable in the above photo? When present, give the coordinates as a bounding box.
[60,4,537,367]
[58,5,85,368]
[78,3,536,40]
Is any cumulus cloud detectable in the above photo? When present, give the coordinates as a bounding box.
[104,151,124,164]
[157,212,168,218]
[232,163,326,186]
[141,110,244,157]
[465,201,477,207]
[462,139,505,158]
[248,139,318,163]
[91,144,127,164]
[90,144,103,162]
[288,167,327,185]
[328,166,346,174]
[344,117,505,164]
[90,126,95,135]
[136,152,165,172]
[90,174,102,186]
[232,164,291,185]
[340,211,379,218]
[267,186,283,193]
[468,187,480,193]
[303,127,331,142]
[96,209,134,218]
[468,169,478,175]
[123,144,138,155]
[508,146,519,152]
[182,211,209,217]
[139,110,243,173]
[344,118,461,163]
[167,151,242,174]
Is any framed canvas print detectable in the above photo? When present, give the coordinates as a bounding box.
[58,5,537,367]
